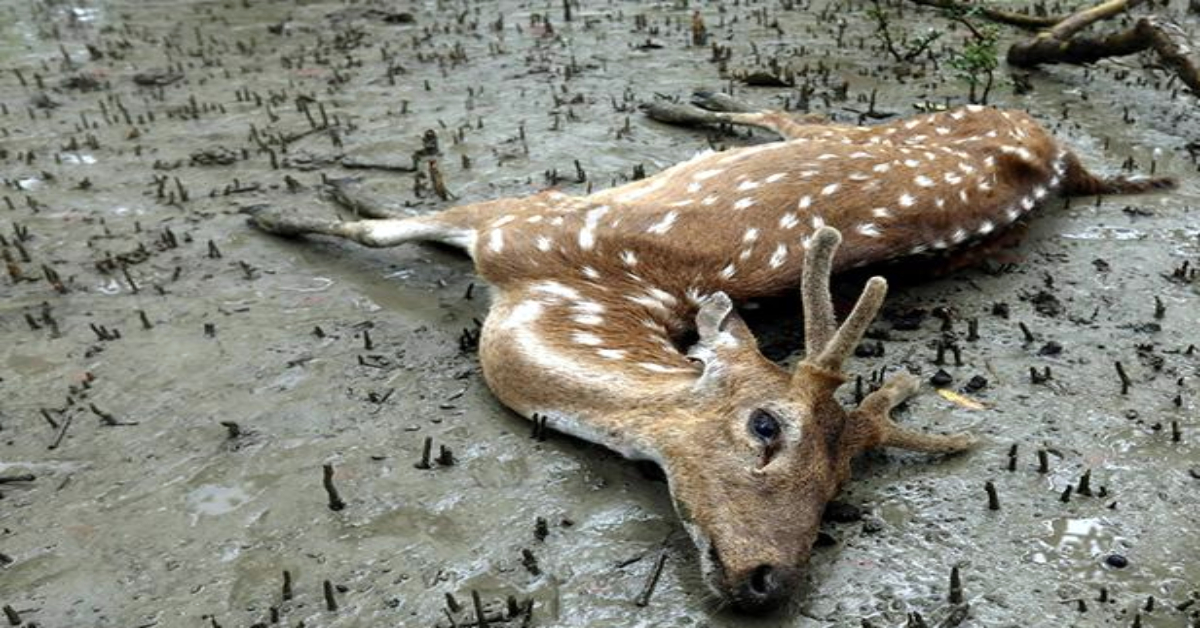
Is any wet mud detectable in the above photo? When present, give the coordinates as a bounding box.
[1,1,1198,626]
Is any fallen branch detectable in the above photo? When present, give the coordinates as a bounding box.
[907,0,1063,29]
[1007,15,1200,93]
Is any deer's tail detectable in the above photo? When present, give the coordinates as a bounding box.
[1062,152,1176,196]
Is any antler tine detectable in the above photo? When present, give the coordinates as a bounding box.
[801,227,842,359]
[814,276,888,372]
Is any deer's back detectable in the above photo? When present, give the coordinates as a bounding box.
[474,106,1065,302]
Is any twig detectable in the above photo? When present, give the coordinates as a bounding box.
[634,548,668,607]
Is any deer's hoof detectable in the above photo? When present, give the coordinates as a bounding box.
[242,206,307,237]
[946,432,981,453]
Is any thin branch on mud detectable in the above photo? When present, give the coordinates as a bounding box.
[906,0,1063,29]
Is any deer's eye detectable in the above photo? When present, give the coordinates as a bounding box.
[749,409,781,442]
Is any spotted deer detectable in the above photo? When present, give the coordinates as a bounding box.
[246,102,1172,613]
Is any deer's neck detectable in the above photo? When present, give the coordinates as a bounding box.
[479,282,705,461]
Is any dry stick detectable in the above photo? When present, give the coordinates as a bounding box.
[323,579,338,611]
[949,566,963,604]
[471,590,490,628]
[1077,469,1093,496]
[282,570,294,601]
[1115,361,1132,394]
[322,463,346,511]
[415,436,433,469]
[48,412,74,450]
[0,474,35,484]
[906,0,1062,28]
[984,481,1000,510]
[634,548,668,607]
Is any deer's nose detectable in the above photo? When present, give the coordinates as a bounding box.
[731,564,798,613]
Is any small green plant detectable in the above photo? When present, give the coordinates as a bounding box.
[947,15,1000,104]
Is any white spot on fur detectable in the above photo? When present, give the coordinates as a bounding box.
[858,223,882,238]
[578,205,610,250]
[798,195,813,209]
[647,210,679,235]
[899,193,915,208]
[765,173,786,183]
[701,195,719,206]
[734,197,755,210]
[573,300,604,314]
[620,250,638,267]
[597,348,625,360]
[536,236,552,251]
[736,179,761,192]
[872,207,892,218]
[743,228,760,242]
[639,362,684,373]
[915,175,934,188]
[821,183,840,196]
[719,263,736,279]
[575,314,603,326]
[488,229,504,252]
[978,221,995,235]
[811,215,826,229]
[769,244,788,268]
[533,281,580,300]
[581,266,600,280]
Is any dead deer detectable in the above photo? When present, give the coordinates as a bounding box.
[245,102,1172,613]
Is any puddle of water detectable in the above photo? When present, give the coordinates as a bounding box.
[185,483,254,519]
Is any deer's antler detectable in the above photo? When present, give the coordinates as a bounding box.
[797,226,977,453]
[800,227,887,372]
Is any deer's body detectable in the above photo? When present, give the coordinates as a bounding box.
[247,104,1171,612]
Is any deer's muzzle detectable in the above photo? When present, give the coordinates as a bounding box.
[728,562,801,613]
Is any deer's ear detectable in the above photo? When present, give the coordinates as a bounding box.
[690,292,756,373]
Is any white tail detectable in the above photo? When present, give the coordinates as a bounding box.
[246,103,1171,612]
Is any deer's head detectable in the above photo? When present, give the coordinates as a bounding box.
[647,227,974,613]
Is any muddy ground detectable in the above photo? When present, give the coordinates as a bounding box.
[1,0,1198,626]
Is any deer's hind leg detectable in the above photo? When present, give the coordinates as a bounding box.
[244,206,476,251]
[645,89,830,139]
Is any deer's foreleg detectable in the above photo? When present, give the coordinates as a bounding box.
[854,372,978,454]
[244,206,475,250]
